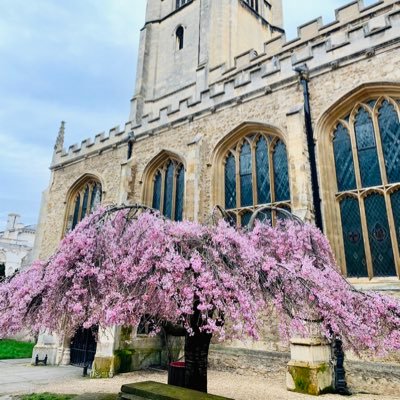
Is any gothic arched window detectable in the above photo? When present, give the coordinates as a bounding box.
[223,133,290,226]
[152,159,185,221]
[176,26,184,50]
[331,97,400,278]
[65,179,102,232]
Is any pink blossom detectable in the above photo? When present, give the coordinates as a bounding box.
[0,206,398,356]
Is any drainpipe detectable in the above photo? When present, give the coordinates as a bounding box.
[294,64,323,232]
[296,66,351,395]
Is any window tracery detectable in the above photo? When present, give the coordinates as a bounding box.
[65,179,102,232]
[331,97,400,278]
[151,159,185,222]
[223,133,290,226]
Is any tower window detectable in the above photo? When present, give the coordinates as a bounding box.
[176,0,190,10]
[244,0,259,13]
[176,26,184,50]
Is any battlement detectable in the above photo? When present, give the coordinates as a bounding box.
[51,122,132,169]
[129,0,399,133]
[54,0,400,168]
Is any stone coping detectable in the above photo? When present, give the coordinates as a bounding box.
[120,381,233,400]
[290,338,330,346]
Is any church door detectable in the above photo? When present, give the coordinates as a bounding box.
[70,326,97,368]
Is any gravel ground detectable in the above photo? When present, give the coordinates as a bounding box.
[19,369,400,400]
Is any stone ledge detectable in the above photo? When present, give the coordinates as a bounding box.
[119,381,233,400]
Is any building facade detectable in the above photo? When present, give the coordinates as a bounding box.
[0,213,36,279]
[33,0,400,382]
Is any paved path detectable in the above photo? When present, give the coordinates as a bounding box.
[1,359,400,400]
[0,359,80,396]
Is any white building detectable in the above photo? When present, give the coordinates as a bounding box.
[0,213,36,279]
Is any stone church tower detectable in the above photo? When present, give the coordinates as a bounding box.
[33,0,400,394]
[131,0,284,123]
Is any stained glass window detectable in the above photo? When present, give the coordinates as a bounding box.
[364,194,396,277]
[72,194,81,230]
[90,183,101,212]
[240,142,253,207]
[273,140,290,202]
[340,197,367,277]
[225,154,236,209]
[151,159,185,221]
[152,172,162,210]
[223,132,290,227]
[378,101,400,184]
[67,179,102,232]
[163,162,175,220]
[333,124,356,192]
[241,211,253,227]
[256,137,270,204]
[175,166,185,222]
[331,97,400,278]
[391,190,400,252]
[354,108,381,188]
[81,186,90,219]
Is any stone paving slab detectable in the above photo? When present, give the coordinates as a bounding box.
[0,359,81,396]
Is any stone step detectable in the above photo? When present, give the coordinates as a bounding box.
[119,381,233,400]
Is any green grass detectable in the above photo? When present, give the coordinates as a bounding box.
[19,395,75,400]
[0,339,35,359]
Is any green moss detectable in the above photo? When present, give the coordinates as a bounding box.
[114,349,134,373]
[120,326,133,343]
[288,363,333,396]
[91,356,118,378]
[318,363,328,373]
[288,365,318,396]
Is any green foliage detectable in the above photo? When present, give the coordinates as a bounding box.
[0,339,35,359]
[19,394,75,400]
[114,349,133,373]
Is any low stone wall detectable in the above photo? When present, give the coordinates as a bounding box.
[208,346,289,376]
[208,346,400,396]
[346,360,400,397]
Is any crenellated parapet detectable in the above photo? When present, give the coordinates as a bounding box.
[51,123,133,169]
[129,0,399,135]
[53,0,400,168]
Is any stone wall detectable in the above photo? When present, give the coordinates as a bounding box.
[208,347,400,396]
[37,146,126,259]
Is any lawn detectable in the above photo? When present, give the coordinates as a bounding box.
[19,395,75,400]
[0,339,35,359]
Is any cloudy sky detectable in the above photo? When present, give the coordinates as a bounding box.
[0,0,376,228]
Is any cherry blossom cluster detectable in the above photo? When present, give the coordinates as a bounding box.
[0,206,399,355]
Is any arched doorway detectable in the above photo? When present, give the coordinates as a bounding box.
[70,326,97,368]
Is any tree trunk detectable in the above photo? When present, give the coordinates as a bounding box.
[184,330,212,393]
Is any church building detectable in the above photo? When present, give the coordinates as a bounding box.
[33,0,400,385]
